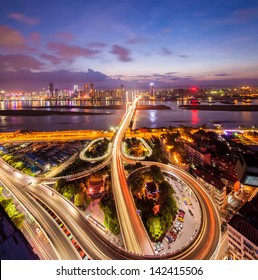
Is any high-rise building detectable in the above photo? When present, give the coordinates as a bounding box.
[89,83,94,98]
[49,82,54,98]
[73,84,79,93]
[150,83,154,97]
[84,83,89,99]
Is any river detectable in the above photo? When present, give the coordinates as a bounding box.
[1,100,258,132]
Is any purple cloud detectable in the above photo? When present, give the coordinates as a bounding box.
[214,73,234,77]
[47,42,100,60]
[54,32,75,41]
[40,53,61,64]
[161,47,173,56]
[87,42,107,48]
[127,37,147,44]
[29,32,41,45]
[178,54,188,58]
[0,25,26,50]
[0,69,109,91]
[7,13,40,25]
[0,54,44,71]
[110,45,132,62]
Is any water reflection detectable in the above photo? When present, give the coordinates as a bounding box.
[191,110,200,125]
[149,110,157,124]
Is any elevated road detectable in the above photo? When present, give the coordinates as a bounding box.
[127,161,221,260]
[0,96,221,260]
[111,97,154,255]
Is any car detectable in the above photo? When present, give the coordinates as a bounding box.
[188,209,194,216]
[170,230,177,239]
[186,198,192,205]
[179,209,185,214]
[36,227,42,234]
[178,216,184,223]
[167,236,173,243]
[158,242,164,250]
[164,236,172,243]
[155,243,161,252]
[178,212,185,218]
[174,221,183,230]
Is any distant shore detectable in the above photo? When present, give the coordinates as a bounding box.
[136,105,171,110]
[179,104,258,111]
[24,104,172,110]
[24,105,125,110]
[0,110,113,116]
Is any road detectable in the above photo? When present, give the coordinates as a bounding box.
[0,168,80,260]
[0,97,221,260]
[111,97,154,255]
[125,160,221,260]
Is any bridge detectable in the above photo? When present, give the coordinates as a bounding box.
[0,96,221,259]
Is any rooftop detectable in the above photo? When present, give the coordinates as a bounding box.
[228,193,258,247]
[0,205,39,260]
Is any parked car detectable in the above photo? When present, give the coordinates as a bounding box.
[178,216,184,223]
[178,212,185,218]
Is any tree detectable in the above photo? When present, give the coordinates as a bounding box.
[12,213,25,229]
[54,178,67,193]
[150,165,164,182]
[147,216,163,241]
[131,176,144,195]
[0,198,13,209]
[74,193,85,207]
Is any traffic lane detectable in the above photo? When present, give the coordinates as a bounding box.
[0,171,81,260]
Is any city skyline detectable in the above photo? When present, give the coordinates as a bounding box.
[1,0,258,91]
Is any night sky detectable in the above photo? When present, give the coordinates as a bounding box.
[1,0,258,91]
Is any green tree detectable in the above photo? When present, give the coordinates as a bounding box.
[147,216,163,240]
[54,178,67,193]
[0,198,13,209]
[74,193,85,207]
[12,213,25,229]
[150,165,164,182]
[131,176,144,195]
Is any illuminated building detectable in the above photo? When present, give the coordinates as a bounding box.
[89,83,94,98]
[49,82,54,98]
[227,193,258,260]
[84,83,89,99]
[150,83,154,97]
[73,84,79,93]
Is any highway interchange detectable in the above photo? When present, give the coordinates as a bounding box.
[0,97,221,260]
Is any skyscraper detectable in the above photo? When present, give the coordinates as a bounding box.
[150,83,154,97]
[84,83,89,99]
[49,82,54,98]
[90,83,94,98]
[73,84,79,93]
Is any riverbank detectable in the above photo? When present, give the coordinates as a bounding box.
[0,110,114,116]
[179,104,258,111]
[23,105,125,110]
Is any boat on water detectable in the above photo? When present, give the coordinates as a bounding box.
[242,99,252,104]
[189,98,201,105]
[220,99,236,105]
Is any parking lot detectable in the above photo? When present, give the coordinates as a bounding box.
[153,175,202,256]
